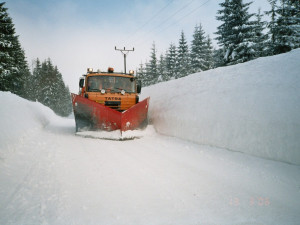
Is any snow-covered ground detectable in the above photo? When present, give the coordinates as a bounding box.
[1,50,300,224]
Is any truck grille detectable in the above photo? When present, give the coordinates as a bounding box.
[105,101,121,110]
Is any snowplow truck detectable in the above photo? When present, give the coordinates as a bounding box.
[71,67,149,132]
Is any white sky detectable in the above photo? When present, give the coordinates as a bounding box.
[6,0,270,92]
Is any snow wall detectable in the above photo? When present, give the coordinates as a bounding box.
[142,49,300,165]
[0,92,60,152]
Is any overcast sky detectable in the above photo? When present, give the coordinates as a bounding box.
[6,0,270,92]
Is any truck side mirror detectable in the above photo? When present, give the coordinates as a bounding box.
[79,78,84,88]
[137,80,142,94]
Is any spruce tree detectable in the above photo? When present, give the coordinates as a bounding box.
[176,31,190,78]
[273,0,300,54]
[143,60,152,86]
[157,54,167,82]
[31,58,42,100]
[215,0,231,65]
[0,2,29,95]
[215,0,256,65]
[204,35,214,70]
[252,8,269,57]
[265,0,278,55]
[190,24,207,72]
[137,62,147,86]
[147,42,158,85]
[165,43,177,80]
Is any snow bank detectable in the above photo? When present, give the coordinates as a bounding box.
[0,92,68,152]
[142,49,300,165]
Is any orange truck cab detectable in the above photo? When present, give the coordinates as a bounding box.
[78,67,142,112]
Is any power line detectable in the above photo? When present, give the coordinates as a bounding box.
[130,0,198,44]
[125,0,174,43]
[151,0,212,38]
[134,0,212,47]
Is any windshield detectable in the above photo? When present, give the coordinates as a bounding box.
[87,76,135,93]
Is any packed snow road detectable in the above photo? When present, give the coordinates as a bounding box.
[1,117,299,225]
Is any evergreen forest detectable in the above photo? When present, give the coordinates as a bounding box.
[0,2,72,116]
[137,0,300,86]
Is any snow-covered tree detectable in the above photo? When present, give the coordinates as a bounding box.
[165,43,177,80]
[252,8,269,57]
[157,54,167,82]
[176,31,190,78]
[265,0,278,55]
[265,0,300,55]
[142,60,152,86]
[274,0,300,54]
[215,0,256,65]
[190,24,207,72]
[204,35,214,70]
[146,42,158,85]
[136,61,147,86]
[0,2,30,96]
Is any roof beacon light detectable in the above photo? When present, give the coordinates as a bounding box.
[87,68,93,73]
[108,67,114,73]
[129,70,134,75]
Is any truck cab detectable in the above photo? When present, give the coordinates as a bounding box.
[79,67,142,112]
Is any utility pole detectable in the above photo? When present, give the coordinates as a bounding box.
[115,46,134,74]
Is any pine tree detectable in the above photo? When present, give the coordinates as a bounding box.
[165,43,177,80]
[136,61,147,86]
[190,24,207,72]
[215,0,256,65]
[215,0,231,65]
[274,0,300,54]
[0,2,29,95]
[51,65,72,117]
[252,8,269,57]
[31,58,42,100]
[204,35,214,70]
[146,42,158,85]
[265,0,300,55]
[265,0,278,55]
[143,60,152,86]
[157,54,167,82]
[176,31,190,78]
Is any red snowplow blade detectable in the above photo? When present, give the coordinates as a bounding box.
[71,93,149,132]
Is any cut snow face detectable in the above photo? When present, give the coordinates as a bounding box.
[142,49,300,166]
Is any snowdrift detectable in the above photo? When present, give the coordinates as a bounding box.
[142,49,300,165]
[0,92,71,152]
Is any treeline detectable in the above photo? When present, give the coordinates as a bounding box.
[28,59,72,117]
[137,0,300,86]
[0,2,72,117]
